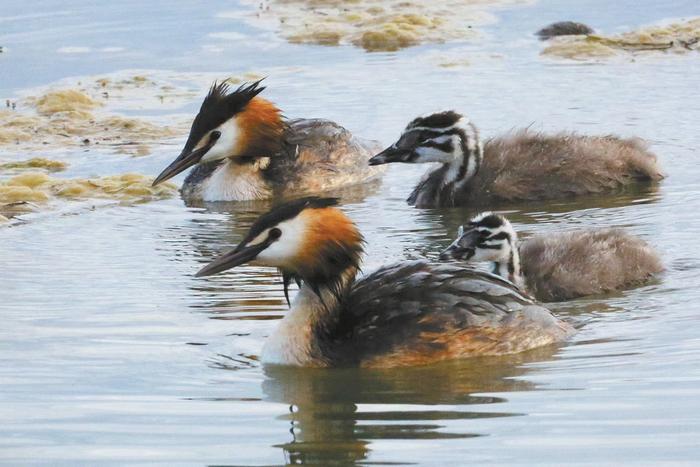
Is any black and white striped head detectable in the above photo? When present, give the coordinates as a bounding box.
[440,212,517,263]
[369,111,483,177]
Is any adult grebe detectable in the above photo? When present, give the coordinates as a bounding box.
[368,111,663,208]
[441,212,663,302]
[153,81,384,201]
[195,197,573,367]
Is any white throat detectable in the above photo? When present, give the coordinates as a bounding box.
[261,285,325,366]
[261,268,356,366]
[200,159,272,201]
[492,244,524,290]
[443,134,467,185]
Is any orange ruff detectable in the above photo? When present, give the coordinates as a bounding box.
[233,97,284,155]
[297,208,363,266]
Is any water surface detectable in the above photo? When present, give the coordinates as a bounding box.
[2,0,700,465]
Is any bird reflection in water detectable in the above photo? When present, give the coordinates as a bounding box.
[259,346,563,465]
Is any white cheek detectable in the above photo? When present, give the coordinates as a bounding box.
[472,245,507,262]
[254,217,307,266]
[201,121,240,162]
[415,145,451,163]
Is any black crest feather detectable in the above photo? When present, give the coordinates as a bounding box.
[469,213,505,229]
[183,79,267,153]
[238,197,339,251]
[407,111,462,130]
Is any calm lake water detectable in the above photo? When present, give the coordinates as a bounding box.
[2,0,700,465]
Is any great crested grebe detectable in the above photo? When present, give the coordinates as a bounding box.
[195,197,574,368]
[441,212,663,302]
[152,81,384,201]
[368,111,663,208]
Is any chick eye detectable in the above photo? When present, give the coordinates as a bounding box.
[269,227,282,239]
[210,130,221,141]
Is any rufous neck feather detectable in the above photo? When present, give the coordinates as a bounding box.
[235,97,285,158]
[294,208,364,300]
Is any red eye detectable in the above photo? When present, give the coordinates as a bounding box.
[269,228,281,239]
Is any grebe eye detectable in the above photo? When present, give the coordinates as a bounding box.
[210,130,221,141]
[269,228,282,239]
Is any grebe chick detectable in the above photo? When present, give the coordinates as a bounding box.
[153,81,384,201]
[441,212,663,302]
[195,197,573,368]
[369,111,663,208]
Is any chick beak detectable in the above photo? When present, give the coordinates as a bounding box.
[195,240,271,277]
[368,145,409,166]
[152,142,213,186]
[439,228,479,261]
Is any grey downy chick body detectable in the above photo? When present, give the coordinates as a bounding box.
[441,212,663,302]
[153,81,384,202]
[369,111,663,208]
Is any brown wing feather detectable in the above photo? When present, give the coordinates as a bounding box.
[266,118,384,194]
[319,260,573,367]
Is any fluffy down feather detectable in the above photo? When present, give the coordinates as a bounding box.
[520,228,663,302]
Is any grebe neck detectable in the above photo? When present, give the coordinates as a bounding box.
[442,139,481,188]
[261,266,358,366]
[200,158,272,201]
[440,123,483,188]
[490,243,525,290]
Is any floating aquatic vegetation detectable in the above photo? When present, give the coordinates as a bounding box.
[33,89,101,117]
[0,88,180,155]
[410,45,506,69]
[0,171,177,209]
[0,157,67,172]
[542,17,700,60]
[0,71,273,154]
[224,72,266,84]
[89,74,196,109]
[237,0,531,52]
[0,200,40,218]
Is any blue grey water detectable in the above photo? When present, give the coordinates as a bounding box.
[1,0,700,465]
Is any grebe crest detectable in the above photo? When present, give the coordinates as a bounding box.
[153,80,285,186]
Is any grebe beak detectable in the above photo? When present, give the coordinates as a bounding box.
[152,140,216,186]
[196,239,272,277]
[440,227,479,261]
[369,145,409,165]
